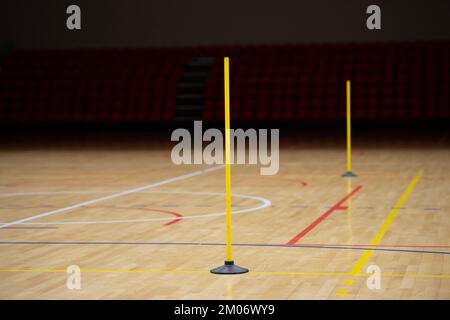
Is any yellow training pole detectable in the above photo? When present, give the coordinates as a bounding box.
[224,57,233,262]
[210,57,248,274]
[343,80,356,177]
[347,80,352,172]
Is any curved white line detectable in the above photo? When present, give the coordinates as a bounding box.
[0,166,224,229]
[0,190,272,225]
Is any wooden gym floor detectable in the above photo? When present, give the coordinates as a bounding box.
[0,131,449,299]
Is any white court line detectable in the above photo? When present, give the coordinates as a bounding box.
[0,191,271,225]
[0,165,223,230]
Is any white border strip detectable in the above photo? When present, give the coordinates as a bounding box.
[0,165,223,230]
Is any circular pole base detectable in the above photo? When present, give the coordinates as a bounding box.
[342,171,357,178]
[210,261,249,275]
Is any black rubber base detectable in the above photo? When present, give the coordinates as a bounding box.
[342,171,357,177]
[210,261,249,274]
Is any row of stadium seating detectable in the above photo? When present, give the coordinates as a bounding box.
[203,42,450,121]
[0,42,449,124]
[0,48,184,122]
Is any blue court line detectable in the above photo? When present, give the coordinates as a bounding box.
[0,241,449,255]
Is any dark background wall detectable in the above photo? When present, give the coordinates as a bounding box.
[1,0,450,49]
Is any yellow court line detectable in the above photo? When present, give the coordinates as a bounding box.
[250,271,348,277]
[0,269,209,275]
[0,269,67,273]
[342,279,354,285]
[350,169,424,276]
[0,268,449,279]
[375,273,450,279]
[336,290,349,296]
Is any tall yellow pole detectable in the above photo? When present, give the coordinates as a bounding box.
[224,57,233,262]
[343,80,356,177]
[210,57,248,274]
[346,80,352,173]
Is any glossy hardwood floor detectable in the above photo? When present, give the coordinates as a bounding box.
[0,132,448,299]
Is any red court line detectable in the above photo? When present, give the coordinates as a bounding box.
[155,209,183,226]
[286,185,362,246]
[299,243,450,249]
[281,178,309,187]
[2,204,183,227]
[4,226,58,230]
[1,205,56,209]
[87,205,183,226]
